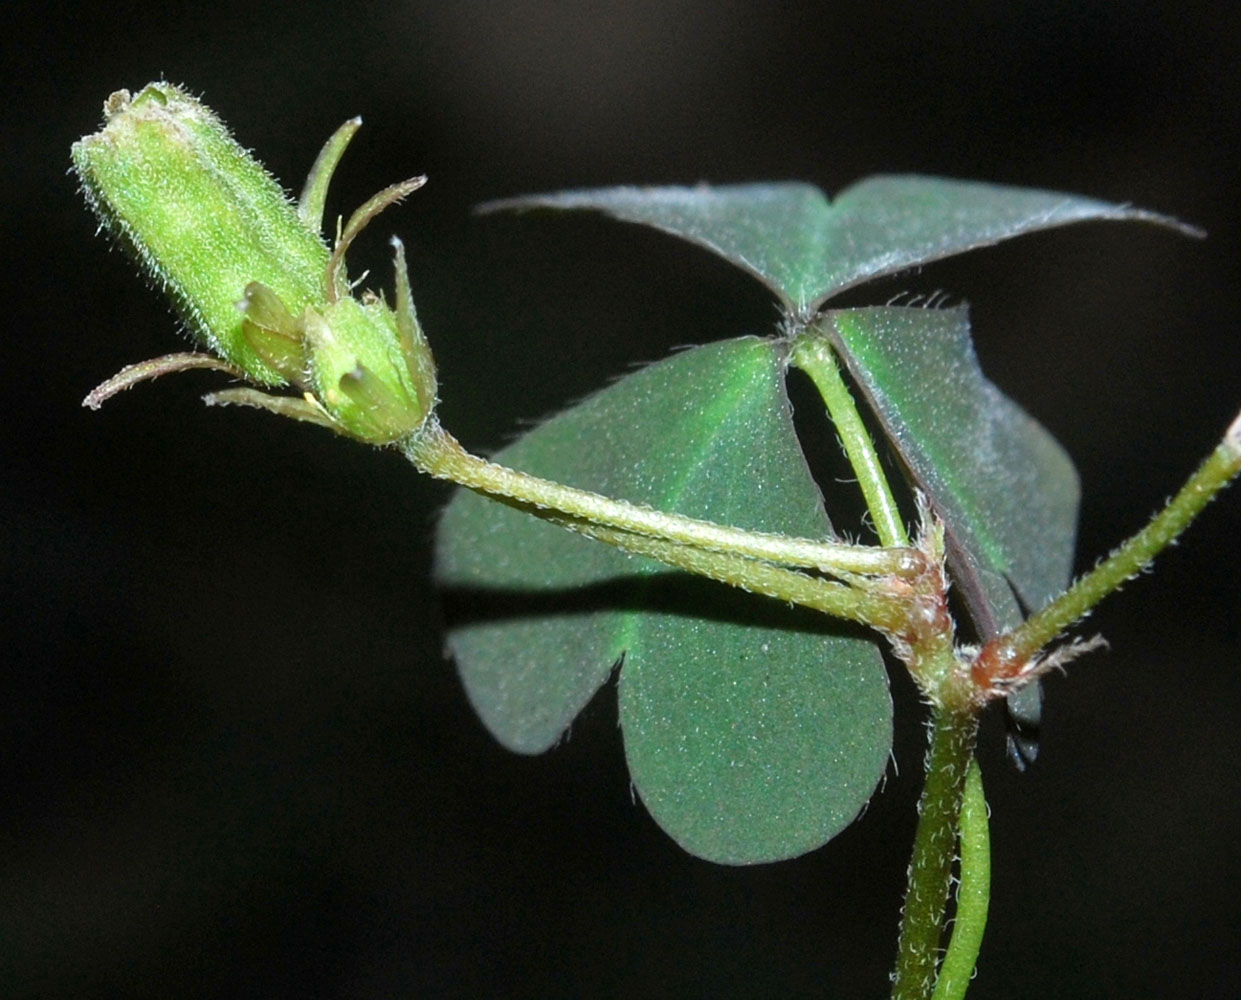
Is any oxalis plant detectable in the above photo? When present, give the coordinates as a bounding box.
[73,82,1241,999]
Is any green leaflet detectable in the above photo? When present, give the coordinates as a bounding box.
[480,176,1188,635]
[826,306,1079,634]
[483,175,1192,314]
[435,337,891,863]
[443,177,1189,830]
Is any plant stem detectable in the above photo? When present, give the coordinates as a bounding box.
[983,410,1241,672]
[792,324,990,997]
[791,330,909,547]
[792,326,991,997]
[930,758,990,1000]
[891,706,980,1000]
[545,514,910,630]
[402,419,923,578]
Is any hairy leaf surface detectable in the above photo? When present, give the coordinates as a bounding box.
[826,306,1079,633]
[484,176,1190,314]
[435,337,891,863]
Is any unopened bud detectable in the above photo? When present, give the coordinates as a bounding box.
[74,81,436,443]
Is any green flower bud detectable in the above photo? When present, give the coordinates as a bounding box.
[74,82,437,444]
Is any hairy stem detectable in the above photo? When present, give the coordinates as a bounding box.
[792,327,988,997]
[891,706,980,1000]
[402,419,923,578]
[545,515,909,629]
[791,330,909,547]
[930,758,990,1000]
[982,410,1241,675]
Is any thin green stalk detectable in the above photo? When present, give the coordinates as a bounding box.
[543,515,910,630]
[892,706,980,1000]
[993,412,1241,666]
[930,758,990,1000]
[792,325,989,998]
[402,419,922,578]
[791,330,909,547]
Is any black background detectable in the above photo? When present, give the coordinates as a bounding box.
[4,2,1240,997]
